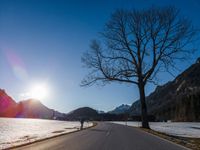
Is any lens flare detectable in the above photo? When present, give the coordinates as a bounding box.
[29,83,48,100]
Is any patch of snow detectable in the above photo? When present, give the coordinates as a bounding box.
[0,118,93,149]
[176,80,185,92]
[112,121,200,138]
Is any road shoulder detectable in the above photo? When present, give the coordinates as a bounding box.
[140,127,199,150]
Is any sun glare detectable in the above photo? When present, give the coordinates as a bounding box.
[29,83,48,100]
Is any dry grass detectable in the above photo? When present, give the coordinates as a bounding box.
[141,128,200,150]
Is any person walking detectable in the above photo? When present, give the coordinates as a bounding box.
[80,118,85,130]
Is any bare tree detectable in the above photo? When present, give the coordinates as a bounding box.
[81,6,197,128]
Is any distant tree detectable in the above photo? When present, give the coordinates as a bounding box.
[81,6,197,128]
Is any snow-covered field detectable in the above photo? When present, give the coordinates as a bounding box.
[112,121,200,138]
[0,118,93,149]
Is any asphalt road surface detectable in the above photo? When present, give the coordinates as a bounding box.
[13,122,189,150]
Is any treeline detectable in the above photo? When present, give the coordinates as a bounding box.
[153,91,200,122]
[65,112,156,122]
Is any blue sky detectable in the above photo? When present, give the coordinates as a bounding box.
[0,0,200,113]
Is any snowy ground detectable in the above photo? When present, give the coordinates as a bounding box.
[0,118,93,150]
[112,121,200,138]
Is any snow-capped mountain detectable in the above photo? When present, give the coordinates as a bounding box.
[109,104,130,114]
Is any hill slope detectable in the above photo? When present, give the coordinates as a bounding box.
[0,89,18,117]
[65,107,99,120]
[0,89,64,119]
[129,61,200,121]
[17,99,55,119]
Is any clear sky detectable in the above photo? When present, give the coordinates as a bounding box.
[0,0,200,113]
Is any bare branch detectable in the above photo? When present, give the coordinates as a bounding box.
[81,6,197,88]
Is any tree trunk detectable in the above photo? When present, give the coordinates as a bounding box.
[138,83,150,129]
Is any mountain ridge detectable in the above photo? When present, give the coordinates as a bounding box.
[0,90,65,119]
[129,60,200,121]
[108,104,130,114]
[1,60,200,121]
[65,107,98,120]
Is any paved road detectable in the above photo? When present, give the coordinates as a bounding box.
[13,122,189,150]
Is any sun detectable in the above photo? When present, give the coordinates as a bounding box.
[29,83,48,100]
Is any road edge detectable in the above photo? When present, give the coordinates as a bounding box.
[7,122,97,150]
[136,127,192,150]
[110,122,196,150]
